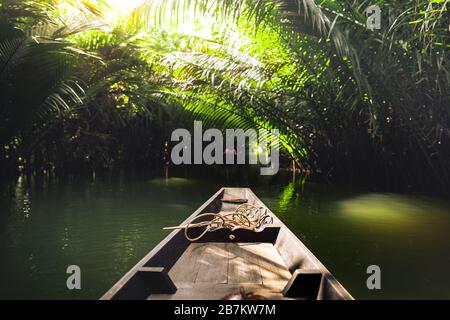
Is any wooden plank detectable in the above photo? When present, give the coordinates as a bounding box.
[194,227,280,243]
[245,243,291,290]
[228,243,262,284]
[168,243,207,287]
[168,243,290,290]
[195,243,229,283]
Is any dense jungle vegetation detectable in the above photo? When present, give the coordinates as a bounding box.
[0,0,449,194]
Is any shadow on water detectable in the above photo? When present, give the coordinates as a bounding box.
[1,173,450,299]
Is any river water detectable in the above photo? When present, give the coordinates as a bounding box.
[1,174,449,299]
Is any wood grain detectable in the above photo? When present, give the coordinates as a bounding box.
[152,242,291,300]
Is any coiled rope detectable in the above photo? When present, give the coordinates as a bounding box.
[163,204,273,241]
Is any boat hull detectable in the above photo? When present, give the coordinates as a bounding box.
[101,188,353,300]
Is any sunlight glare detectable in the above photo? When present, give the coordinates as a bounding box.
[102,0,144,22]
[104,0,144,13]
[57,0,144,25]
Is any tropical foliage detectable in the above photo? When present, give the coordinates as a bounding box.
[0,0,449,193]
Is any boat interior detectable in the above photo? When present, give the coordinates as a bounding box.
[101,188,353,300]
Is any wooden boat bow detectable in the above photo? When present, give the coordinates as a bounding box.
[101,188,354,300]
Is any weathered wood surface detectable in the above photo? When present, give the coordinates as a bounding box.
[150,242,291,300]
[101,187,354,300]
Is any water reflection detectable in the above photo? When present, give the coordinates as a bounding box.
[147,177,196,187]
[14,176,32,220]
[337,193,450,235]
[339,194,429,225]
[277,182,296,215]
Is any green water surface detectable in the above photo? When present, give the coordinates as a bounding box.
[1,174,449,299]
